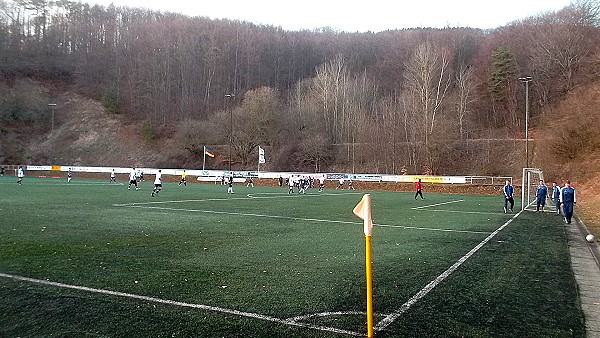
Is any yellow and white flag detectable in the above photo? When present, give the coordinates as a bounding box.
[353,194,373,236]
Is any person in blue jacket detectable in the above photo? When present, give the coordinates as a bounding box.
[535,179,548,212]
[560,181,576,224]
[551,182,561,215]
[502,180,514,213]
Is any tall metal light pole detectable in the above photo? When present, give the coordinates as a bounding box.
[48,103,57,134]
[225,94,235,172]
[518,76,532,168]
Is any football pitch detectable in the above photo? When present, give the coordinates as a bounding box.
[0,176,585,337]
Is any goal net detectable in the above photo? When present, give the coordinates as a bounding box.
[521,168,544,211]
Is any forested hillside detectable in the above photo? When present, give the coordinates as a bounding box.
[0,0,599,177]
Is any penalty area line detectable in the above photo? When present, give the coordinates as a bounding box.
[411,199,464,210]
[120,205,491,235]
[113,192,363,207]
[374,209,524,331]
[0,272,362,337]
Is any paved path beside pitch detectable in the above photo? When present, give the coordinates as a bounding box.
[569,215,600,337]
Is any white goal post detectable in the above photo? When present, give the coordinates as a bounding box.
[521,168,544,211]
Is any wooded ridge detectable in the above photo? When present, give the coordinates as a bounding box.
[0,0,599,176]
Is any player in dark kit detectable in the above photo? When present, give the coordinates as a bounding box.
[414,179,424,199]
[551,182,561,215]
[227,176,234,194]
[502,180,514,213]
[560,181,576,224]
[535,179,548,212]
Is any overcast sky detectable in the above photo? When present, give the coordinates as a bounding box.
[86,0,573,32]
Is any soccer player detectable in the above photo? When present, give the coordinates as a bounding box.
[298,176,307,194]
[288,176,295,194]
[178,170,187,186]
[151,170,162,197]
[502,180,514,213]
[337,178,345,190]
[246,176,254,187]
[560,181,576,224]
[67,168,73,183]
[319,176,325,192]
[348,179,356,190]
[278,176,283,187]
[227,175,234,194]
[0,166,4,176]
[110,169,116,183]
[551,182,561,215]
[415,178,424,200]
[535,179,548,212]
[17,166,24,185]
[128,168,139,190]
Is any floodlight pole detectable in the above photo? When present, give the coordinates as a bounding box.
[48,103,57,134]
[225,94,235,173]
[518,76,532,169]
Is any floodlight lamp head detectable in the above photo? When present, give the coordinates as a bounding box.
[518,76,532,82]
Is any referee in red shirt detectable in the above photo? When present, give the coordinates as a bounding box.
[415,178,424,199]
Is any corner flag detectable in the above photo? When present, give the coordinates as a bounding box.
[353,193,375,338]
[353,194,373,236]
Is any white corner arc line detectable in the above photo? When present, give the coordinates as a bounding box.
[0,272,362,337]
[411,200,464,210]
[287,311,368,322]
[374,209,524,331]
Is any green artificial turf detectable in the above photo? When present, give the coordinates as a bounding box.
[0,176,585,337]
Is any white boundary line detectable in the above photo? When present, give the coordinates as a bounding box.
[411,200,464,209]
[119,205,491,235]
[1,182,124,186]
[374,209,524,331]
[0,272,363,336]
[287,311,367,322]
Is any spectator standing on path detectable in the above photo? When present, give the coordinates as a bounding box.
[560,181,576,224]
[414,179,424,199]
[535,179,548,212]
[502,180,514,213]
[551,182,561,215]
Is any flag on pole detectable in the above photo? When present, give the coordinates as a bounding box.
[258,146,265,164]
[204,146,215,158]
[353,194,373,236]
[353,193,375,338]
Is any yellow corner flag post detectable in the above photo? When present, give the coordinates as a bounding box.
[353,194,374,338]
